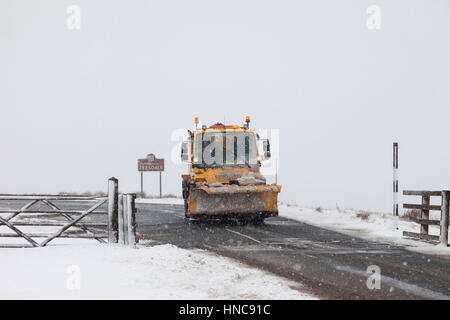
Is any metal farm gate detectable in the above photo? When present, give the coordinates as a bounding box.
[0,178,136,248]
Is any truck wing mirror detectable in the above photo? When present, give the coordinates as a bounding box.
[262,139,271,160]
[181,141,190,162]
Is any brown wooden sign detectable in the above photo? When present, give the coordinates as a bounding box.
[138,154,164,172]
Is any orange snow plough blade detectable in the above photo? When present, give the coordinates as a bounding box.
[187,184,281,216]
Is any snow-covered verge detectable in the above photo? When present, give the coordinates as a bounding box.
[278,203,450,255]
[137,197,184,205]
[0,243,315,300]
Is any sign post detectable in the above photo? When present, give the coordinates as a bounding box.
[138,154,165,198]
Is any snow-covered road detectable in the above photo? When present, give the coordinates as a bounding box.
[2,198,450,300]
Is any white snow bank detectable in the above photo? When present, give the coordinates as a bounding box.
[0,243,315,300]
[136,198,184,205]
[278,203,450,255]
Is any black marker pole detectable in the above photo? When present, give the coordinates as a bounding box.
[393,142,399,230]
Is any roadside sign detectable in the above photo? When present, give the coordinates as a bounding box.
[138,154,164,172]
[138,154,164,198]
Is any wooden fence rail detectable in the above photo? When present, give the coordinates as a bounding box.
[0,177,137,248]
[403,190,450,246]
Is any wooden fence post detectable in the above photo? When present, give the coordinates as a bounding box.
[125,193,137,246]
[440,191,449,246]
[421,195,430,235]
[108,177,119,243]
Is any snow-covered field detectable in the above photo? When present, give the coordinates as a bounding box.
[0,198,314,300]
[0,242,314,300]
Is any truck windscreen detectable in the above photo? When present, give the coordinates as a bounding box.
[194,132,257,167]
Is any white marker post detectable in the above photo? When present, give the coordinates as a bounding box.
[393,142,399,230]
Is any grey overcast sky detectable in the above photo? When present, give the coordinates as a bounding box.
[1,0,449,212]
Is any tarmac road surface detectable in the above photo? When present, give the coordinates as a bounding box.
[136,202,450,300]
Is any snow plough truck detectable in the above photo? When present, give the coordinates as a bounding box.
[180,116,281,222]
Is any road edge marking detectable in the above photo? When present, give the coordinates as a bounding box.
[225,228,263,244]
